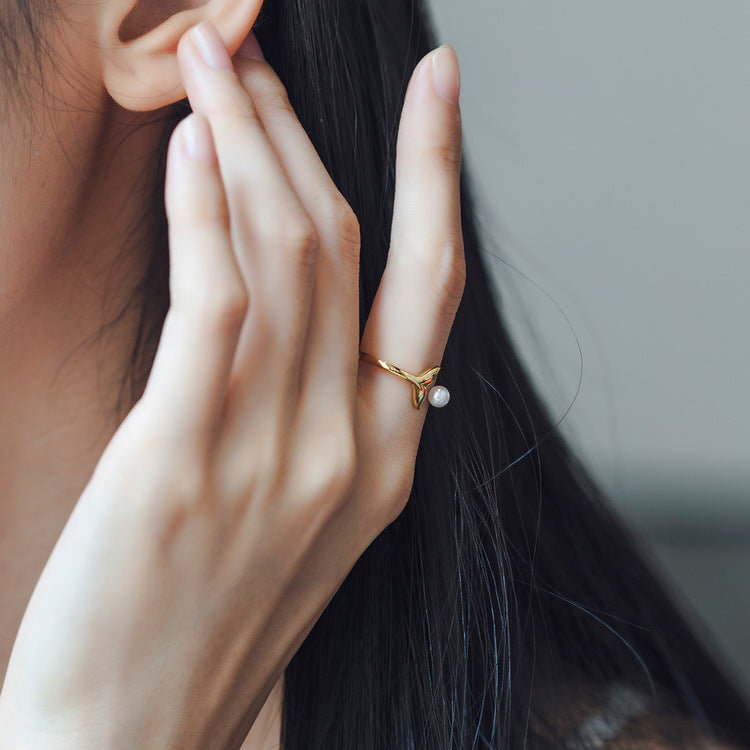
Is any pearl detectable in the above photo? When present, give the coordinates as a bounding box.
[428,385,450,408]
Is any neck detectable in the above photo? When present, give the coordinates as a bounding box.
[0,99,165,511]
[0,82,166,668]
[0,81,285,750]
[0,51,281,750]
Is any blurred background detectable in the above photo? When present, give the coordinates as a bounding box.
[427,0,750,694]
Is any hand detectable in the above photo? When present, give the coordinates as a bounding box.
[0,19,465,750]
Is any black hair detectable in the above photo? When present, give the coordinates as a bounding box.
[8,0,750,746]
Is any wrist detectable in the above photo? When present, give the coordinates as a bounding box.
[0,695,109,750]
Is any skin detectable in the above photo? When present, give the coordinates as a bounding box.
[0,2,464,748]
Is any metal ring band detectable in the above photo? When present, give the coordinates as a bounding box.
[358,351,442,410]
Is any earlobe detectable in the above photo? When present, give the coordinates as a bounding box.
[100,0,263,111]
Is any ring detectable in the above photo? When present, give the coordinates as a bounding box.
[358,351,450,410]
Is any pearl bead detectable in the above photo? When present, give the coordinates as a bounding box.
[428,385,450,408]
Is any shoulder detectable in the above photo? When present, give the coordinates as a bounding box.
[603,709,742,749]
[526,680,746,749]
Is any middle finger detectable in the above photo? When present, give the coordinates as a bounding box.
[231,37,361,422]
[177,21,318,406]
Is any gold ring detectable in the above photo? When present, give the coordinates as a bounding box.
[358,351,450,409]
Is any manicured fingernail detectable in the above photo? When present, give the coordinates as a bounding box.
[431,44,460,106]
[181,113,217,164]
[236,30,264,61]
[190,20,233,72]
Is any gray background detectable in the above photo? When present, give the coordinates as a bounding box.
[427,0,750,694]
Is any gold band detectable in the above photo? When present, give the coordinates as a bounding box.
[359,351,441,410]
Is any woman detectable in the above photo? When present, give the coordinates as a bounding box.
[0,0,747,745]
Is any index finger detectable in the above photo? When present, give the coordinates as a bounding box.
[176,21,320,400]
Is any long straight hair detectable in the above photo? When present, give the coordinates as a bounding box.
[8,0,750,745]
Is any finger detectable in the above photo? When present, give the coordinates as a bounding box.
[232,38,360,420]
[142,113,246,449]
[359,45,465,450]
[176,21,319,397]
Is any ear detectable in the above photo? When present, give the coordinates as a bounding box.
[98,0,263,111]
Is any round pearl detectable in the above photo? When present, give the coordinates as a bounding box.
[428,385,450,408]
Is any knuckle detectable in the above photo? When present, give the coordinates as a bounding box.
[334,431,359,491]
[430,239,467,310]
[309,191,361,266]
[178,277,248,331]
[374,467,416,527]
[151,461,215,545]
[148,453,211,518]
[169,458,209,505]
[434,138,462,172]
[430,132,463,172]
[210,89,263,127]
[169,193,231,229]
[301,428,358,504]
[385,488,414,525]
[279,218,320,268]
[332,199,361,249]
[253,72,293,114]
[320,460,356,502]
[166,172,230,230]
[210,288,250,330]
[321,455,357,501]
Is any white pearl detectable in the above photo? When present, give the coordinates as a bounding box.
[428,385,450,408]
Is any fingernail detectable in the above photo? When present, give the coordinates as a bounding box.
[181,113,217,164]
[190,20,233,72]
[431,45,460,106]
[236,30,264,61]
